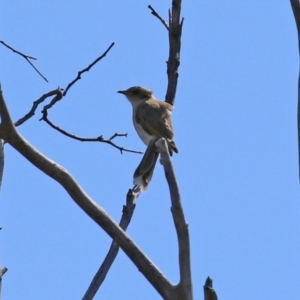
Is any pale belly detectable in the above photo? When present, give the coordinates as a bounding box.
[133,122,154,146]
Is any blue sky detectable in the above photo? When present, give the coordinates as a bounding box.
[1,1,299,299]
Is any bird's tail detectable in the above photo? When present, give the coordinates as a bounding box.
[133,142,159,191]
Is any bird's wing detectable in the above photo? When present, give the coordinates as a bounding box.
[135,100,174,141]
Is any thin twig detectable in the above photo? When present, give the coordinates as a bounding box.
[0,41,36,60]
[148,5,169,30]
[40,103,142,154]
[14,88,63,127]
[82,189,138,300]
[17,43,138,154]
[290,0,300,180]
[0,40,48,82]
[16,41,115,125]
[63,42,115,97]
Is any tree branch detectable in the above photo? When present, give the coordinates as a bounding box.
[0,85,178,300]
[165,0,184,105]
[203,277,218,300]
[290,0,300,180]
[82,189,138,300]
[148,2,183,105]
[40,107,142,154]
[14,88,63,127]
[156,138,193,300]
[148,5,169,30]
[63,42,115,97]
[15,42,115,128]
[83,2,186,296]
[0,40,48,82]
[13,44,140,154]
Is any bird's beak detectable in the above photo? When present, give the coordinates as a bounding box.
[117,90,126,94]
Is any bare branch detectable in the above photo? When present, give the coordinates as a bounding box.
[0,41,37,60]
[13,43,139,154]
[290,0,300,180]
[34,43,136,153]
[148,5,169,30]
[15,42,115,125]
[82,189,138,300]
[165,0,184,105]
[63,42,115,97]
[109,132,127,140]
[0,86,178,300]
[14,88,63,127]
[156,138,193,300]
[40,106,142,154]
[203,277,218,300]
[0,40,48,82]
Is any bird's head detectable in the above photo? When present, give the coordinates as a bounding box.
[118,86,153,105]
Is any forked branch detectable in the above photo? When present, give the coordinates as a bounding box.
[0,86,178,300]
[14,88,63,127]
[40,108,142,154]
[148,5,169,30]
[13,43,139,154]
[0,40,48,82]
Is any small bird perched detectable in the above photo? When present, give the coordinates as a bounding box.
[118,86,178,190]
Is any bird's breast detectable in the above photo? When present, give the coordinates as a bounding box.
[133,121,153,146]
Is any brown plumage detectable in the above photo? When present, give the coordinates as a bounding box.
[118,86,178,190]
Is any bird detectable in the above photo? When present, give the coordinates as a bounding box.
[118,86,178,190]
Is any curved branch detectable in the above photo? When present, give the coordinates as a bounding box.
[0,85,177,300]
[14,86,141,154]
[14,88,63,127]
[41,110,142,154]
